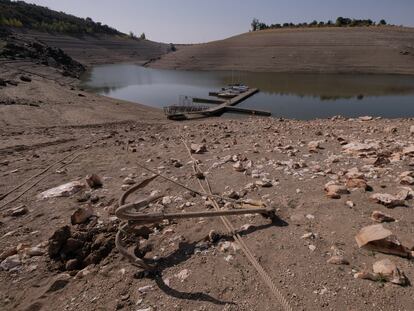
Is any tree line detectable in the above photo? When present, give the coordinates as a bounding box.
[251,17,388,31]
[0,0,123,36]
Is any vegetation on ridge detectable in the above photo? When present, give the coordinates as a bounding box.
[0,0,123,35]
[251,17,389,31]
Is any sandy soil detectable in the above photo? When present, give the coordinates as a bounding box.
[149,27,414,75]
[1,57,414,311]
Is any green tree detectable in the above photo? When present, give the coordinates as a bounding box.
[251,18,259,31]
[379,19,387,25]
[140,32,146,40]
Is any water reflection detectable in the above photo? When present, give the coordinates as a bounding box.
[81,64,414,119]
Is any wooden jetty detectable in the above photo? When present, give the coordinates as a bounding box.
[224,106,271,116]
[165,88,271,120]
[203,88,260,115]
[193,97,225,105]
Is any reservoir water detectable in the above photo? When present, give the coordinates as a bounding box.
[81,64,414,120]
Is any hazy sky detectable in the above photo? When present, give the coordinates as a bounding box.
[27,0,414,43]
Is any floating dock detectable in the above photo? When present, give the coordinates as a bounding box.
[203,88,260,115]
[193,98,225,105]
[165,88,271,120]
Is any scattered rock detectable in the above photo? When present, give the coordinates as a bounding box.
[138,285,153,294]
[86,174,103,189]
[402,145,414,156]
[370,193,406,208]
[370,155,390,167]
[162,196,172,205]
[37,181,86,200]
[218,241,232,253]
[170,158,183,168]
[90,194,99,203]
[0,254,21,271]
[371,211,395,223]
[208,230,220,243]
[175,269,190,282]
[123,177,136,185]
[301,232,316,240]
[0,246,17,261]
[306,214,315,220]
[359,116,373,121]
[355,224,412,258]
[71,205,94,225]
[399,171,414,185]
[346,200,355,208]
[256,178,272,188]
[384,126,397,134]
[76,191,91,203]
[233,161,245,172]
[45,274,71,292]
[355,259,408,286]
[26,247,44,257]
[65,258,80,271]
[327,255,349,265]
[342,142,379,156]
[345,167,365,179]
[346,178,371,191]
[308,140,322,152]
[223,190,240,200]
[372,259,408,286]
[190,143,207,154]
[20,75,32,82]
[10,205,28,217]
[324,182,349,199]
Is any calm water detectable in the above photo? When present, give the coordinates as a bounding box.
[81,64,414,120]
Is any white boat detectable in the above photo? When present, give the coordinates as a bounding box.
[217,91,238,98]
[229,84,248,92]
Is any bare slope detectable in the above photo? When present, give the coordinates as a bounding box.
[18,30,170,66]
[150,27,414,74]
[0,62,162,129]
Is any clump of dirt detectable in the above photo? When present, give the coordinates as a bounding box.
[48,222,117,272]
[0,33,85,78]
[0,26,11,37]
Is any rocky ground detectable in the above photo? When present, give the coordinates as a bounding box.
[1,89,414,310]
[0,31,85,78]
[1,33,414,311]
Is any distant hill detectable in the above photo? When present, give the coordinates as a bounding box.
[0,31,85,78]
[0,0,172,66]
[149,27,414,75]
[0,0,121,36]
[16,30,171,65]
